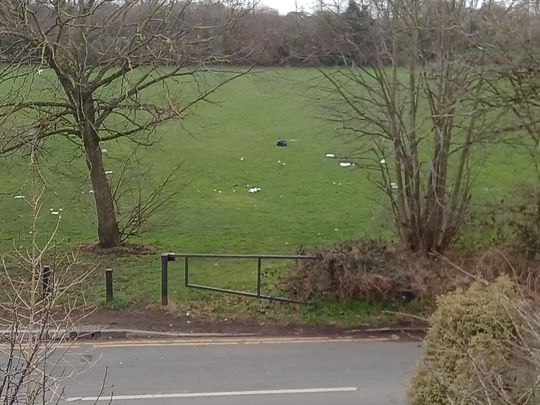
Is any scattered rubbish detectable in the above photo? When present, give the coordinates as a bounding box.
[325,153,336,158]
[218,190,222,194]
[14,195,25,199]
[240,156,245,161]
[248,187,261,193]
[105,170,113,175]
[37,69,43,75]
[338,182,342,186]
[277,160,281,163]
[390,182,398,189]
[276,138,287,147]
[334,228,339,231]
[51,211,59,215]
[380,158,386,164]
[339,162,353,168]
[285,241,289,245]
[89,190,94,193]
[102,149,108,154]
[282,162,286,166]
[332,181,336,185]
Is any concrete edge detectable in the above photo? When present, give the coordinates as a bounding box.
[0,328,261,341]
[1,326,426,341]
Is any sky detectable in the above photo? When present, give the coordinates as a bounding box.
[260,0,316,14]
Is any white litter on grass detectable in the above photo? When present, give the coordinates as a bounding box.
[218,190,222,194]
[14,195,25,199]
[380,158,386,164]
[102,149,108,154]
[282,162,286,166]
[277,160,281,164]
[37,69,43,75]
[390,182,398,189]
[248,187,261,194]
[325,153,336,158]
[105,170,113,175]
[51,211,59,215]
[240,156,245,161]
[339,162,353,168]
[89,190,94,193]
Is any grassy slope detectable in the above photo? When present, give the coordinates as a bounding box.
[0,67,534,324]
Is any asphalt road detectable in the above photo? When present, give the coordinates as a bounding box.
[59,337,421,405]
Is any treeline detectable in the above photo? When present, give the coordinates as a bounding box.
[0,0,538,67]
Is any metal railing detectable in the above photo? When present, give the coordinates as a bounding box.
[160,253,318,305]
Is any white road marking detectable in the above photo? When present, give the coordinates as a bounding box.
[66,387,358,402]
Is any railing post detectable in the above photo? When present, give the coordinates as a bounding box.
[42,265,52,299]
[105,268,113,303]
[256,257,262,297]
[184,256,189,287]
[161,253,175,306]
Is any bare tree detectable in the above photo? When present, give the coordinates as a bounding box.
[317,0,503,253]
[0,0,251,248]
[1,147,97,404]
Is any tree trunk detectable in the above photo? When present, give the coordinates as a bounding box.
[80,101,121,248]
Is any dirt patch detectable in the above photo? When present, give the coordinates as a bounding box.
[80,242,158,256]
[79,304,425,339]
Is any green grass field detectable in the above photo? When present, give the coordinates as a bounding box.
[0,67,534,324]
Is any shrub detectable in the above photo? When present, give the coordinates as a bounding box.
[285,239,414,303]
[510,189,540,260]
[409,276,539,405]
[285,239,540,305]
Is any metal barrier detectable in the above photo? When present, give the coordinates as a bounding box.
[160,253,318,305]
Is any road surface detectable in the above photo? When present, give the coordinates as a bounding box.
[59,337,421,405]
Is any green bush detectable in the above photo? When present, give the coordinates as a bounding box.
[409,276,538,405]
